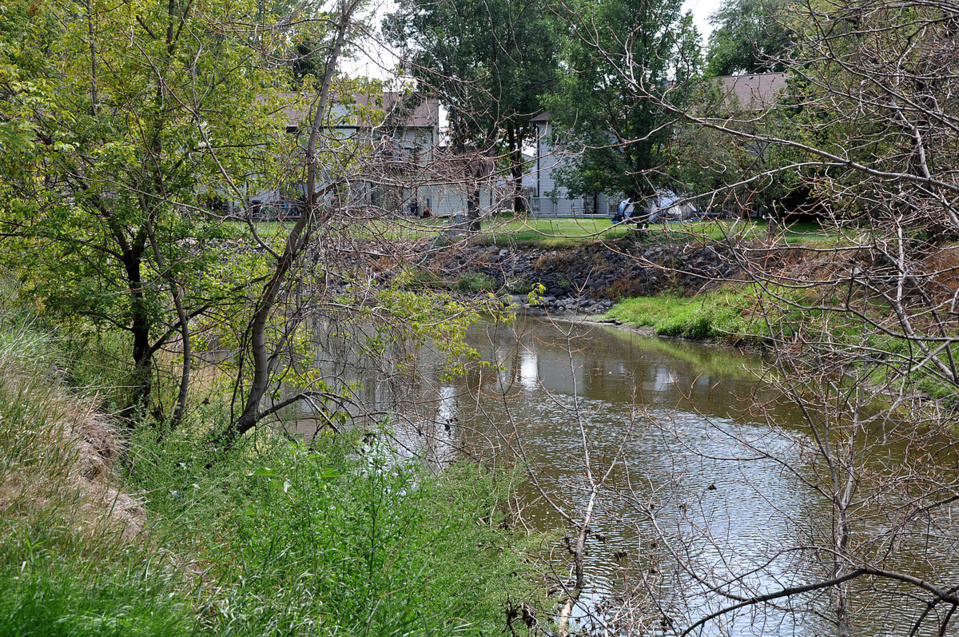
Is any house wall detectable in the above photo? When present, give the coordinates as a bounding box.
[243,93,508,220]
[416,182,502,218]
[530,120,610,217]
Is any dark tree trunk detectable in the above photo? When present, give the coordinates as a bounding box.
[121,243,153,422]
[467,183,482,233]
[507,123,527,213]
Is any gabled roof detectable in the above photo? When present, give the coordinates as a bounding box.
[716,72,788,110]
[277,91,439,130]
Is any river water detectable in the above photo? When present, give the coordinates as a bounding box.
[300,314,959,635]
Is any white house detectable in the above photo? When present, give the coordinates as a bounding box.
[529,112,611,218]
[248,90,500,219]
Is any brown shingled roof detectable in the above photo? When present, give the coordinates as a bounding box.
[276,90,439,129]
[717,72,788,110]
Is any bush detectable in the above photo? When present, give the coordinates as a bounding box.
[506,277,535,295]
[454,272,496,294]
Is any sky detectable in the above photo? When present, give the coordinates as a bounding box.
[683,0,724,43]
[344,0,727,81]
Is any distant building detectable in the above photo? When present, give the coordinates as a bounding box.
[715,72,788,112]
[528,112,611,218]
[247,89,499,219]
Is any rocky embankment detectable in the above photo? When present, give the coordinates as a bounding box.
[434,236,743,314]
[198,232,744,314]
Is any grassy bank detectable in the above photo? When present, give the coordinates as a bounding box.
[0,313,196,636]
[0,313,545,636]
[602,286,770,341]
[601,281,959,404]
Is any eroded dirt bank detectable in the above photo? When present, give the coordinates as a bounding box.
[431,235,744,313]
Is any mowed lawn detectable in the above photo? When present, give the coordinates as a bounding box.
[368,215,837,247]
[243,215,837,248]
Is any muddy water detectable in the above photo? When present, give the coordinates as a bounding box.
[295,314,959,635]
[443,317,959,636]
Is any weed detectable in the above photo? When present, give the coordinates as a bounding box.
[604,287,761,341]
[131,431,545,636]
[507,277,535,295]
[455,272,496,293]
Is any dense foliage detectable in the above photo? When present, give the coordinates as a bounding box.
[543,0,700,201]
[704,0,792,75]
[0,0,288,421]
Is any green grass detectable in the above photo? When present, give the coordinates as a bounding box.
[602,283,959,405]
[470,217,839,247]
[603,287,764,340]
[0,315,199,637]
[0,305,546,636]
[132,431,544,636]
[477,217,632,245]
[235,214,840,249]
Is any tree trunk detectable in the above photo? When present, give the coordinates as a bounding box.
[467,181,482,233]
[507,123,527,213]
[122,244,153,422]
[214,0,360,452]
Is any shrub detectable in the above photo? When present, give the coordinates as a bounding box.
[455,272,496,294]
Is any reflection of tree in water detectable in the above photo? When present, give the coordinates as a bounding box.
[452,318,959,635]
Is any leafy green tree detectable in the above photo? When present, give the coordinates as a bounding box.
[545,0,701,203]
[705,0,793,76]
[0,0,287,424]
[383,0,560,212]
[666,75,808,217]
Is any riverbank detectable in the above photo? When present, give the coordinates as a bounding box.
[430,233,744,316]
[411,233,781,348]
[419,233,957,401]
[0,312,547,636]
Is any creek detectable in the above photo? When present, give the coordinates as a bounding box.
[295,315,959,635]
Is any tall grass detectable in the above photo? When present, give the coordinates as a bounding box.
[0,308,545,636]
[131,431,543,636]
[0,315,197,637]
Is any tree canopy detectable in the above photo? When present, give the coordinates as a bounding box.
[384,0,558,151]
[544,0,700,200]
[383,0,560,211]
[704,0,793,76]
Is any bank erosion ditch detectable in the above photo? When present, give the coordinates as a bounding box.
[417,233,745,317]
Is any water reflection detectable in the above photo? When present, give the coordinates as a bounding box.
[449,317,959,637]
[292,314,959,636]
